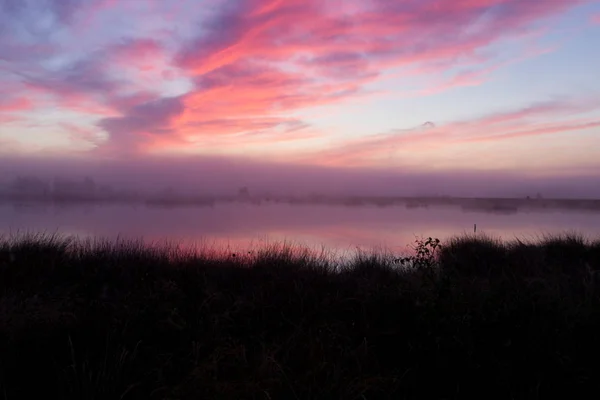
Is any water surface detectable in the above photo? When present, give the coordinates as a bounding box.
[1,202,599,255]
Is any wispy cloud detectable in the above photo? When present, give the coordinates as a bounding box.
[0,0,596,165]
[167,0,587,152]
[0,96,35,124]
[303,97,600,168]
[0,97,33,113]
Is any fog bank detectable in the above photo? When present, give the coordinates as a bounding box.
[0,155,598,199]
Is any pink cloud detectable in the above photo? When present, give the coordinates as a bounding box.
[0,97,36,124]
[177,0,581,74]
[111,39,163,61]
[108,38,167,73]
[177,61,373,130]
[302,98,600,167]
[0,97,33,113]
[1,0,590,157]
[404,45,555,97]
[21,56,122,115]
[464,120,600,143]
[150,0,582,151]
[19,44,165,119]
[96,96,185,153]
[592,13,600,24]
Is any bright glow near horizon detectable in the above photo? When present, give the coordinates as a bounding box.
[1,0,600,174]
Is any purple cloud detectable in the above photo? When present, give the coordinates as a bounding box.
[96,96,185,151]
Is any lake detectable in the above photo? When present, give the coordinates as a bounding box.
[1,202,600,256]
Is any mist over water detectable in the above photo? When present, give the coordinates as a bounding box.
[1,155,599,198]
[1,156,599,255]
[2,202,600,256]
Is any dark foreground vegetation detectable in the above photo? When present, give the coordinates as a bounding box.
[1,233,600,399]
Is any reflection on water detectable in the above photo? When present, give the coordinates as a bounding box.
[1,203,600,255]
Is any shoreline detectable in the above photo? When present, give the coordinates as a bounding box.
[1,195,600,213]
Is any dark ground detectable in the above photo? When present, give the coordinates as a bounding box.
[1,233,600,399]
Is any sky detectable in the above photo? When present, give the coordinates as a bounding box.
[1,0,600,197]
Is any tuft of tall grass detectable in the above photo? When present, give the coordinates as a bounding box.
[1,231,600,399]
[438,234,507,278]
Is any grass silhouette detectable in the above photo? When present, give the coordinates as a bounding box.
[1,232,600,399]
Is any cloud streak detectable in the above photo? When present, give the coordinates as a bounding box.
[0,0,598,178]
[304,97,600,169]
